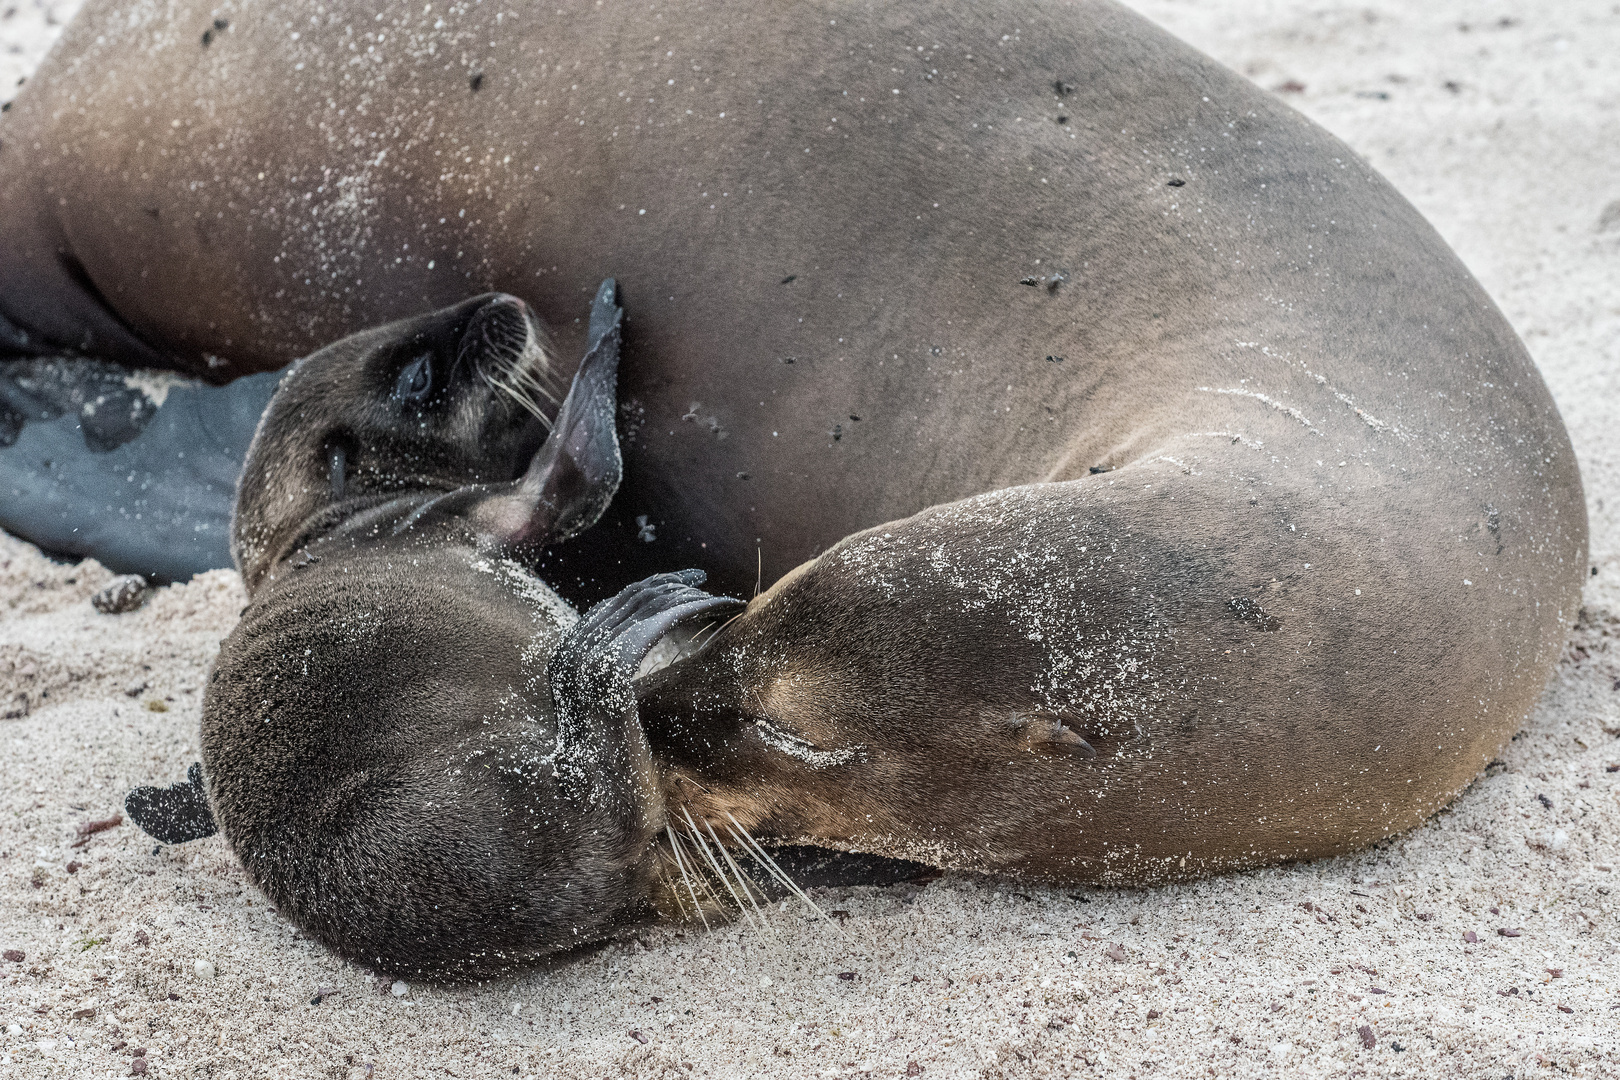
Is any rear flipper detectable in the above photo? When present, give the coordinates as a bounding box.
[125,762,218,845]
[0,358,281,581]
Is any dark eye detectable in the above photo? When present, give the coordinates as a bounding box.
[394,353,435,403]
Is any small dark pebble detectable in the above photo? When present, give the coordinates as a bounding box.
[1268,1002,1282,1013]
[1499,987,1519,996]
[92,574,151,614]
[469,71,484,92]
[838,971,857,981]
[1547,968,1563,978]
[780,275,796,285]
[1391,1042,1404,1052]
[1464,931,1478,944]
[214,17,228,30]
[1498,928,1522,937]
[134,930,150,946]
[67,861,81,875]
[167,992,180,1000]
[906,1064,924,1077]
[1557,1004,1573,1013]
[1537,793,1553,809]
[131,1060,148,1076]
[629,1029,650,1044]
[3,949,23,962]
[132,1048,146,1056]
[1416,912,1434,921]
[201,28,212,45]
[1606,764,1618,773]
[1046,355,1065,363]
[830,910,851,923]
[849,414,860,422]
[1275,79,1306,93]
[74,1007,96,1019]
[1368,987,1388,995]
[1357,1024,1376,1049]
[1167,177,1185,187]
[1146,1009,1161,1019]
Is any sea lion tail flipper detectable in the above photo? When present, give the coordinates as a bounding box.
[475,280,624,547]
[125,761,218,844]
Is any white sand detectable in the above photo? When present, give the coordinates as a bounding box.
[3,2,1617,1077]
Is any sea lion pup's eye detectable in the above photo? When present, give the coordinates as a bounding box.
[393,352,435,402]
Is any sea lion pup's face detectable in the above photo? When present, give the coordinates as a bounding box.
[232,291,565,593]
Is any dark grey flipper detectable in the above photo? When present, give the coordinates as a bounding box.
[125,762,218,844]
[548,569,744,729]
[0,358,281,582]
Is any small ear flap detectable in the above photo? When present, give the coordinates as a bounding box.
[1011,714,1097,759]
[475,279,624,547]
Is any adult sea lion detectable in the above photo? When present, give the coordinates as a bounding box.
[14,0,1580,924]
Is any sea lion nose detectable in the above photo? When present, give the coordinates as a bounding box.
[458,294,533,359]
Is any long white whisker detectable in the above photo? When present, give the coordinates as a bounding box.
[706,820,773,936]
[665,824,709,930]
[658,859,688,919]
[723,812,839,928]
[682,809,756,929]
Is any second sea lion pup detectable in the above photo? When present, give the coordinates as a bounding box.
[171,282,743,978]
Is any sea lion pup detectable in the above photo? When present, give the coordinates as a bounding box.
[187,282,745,978]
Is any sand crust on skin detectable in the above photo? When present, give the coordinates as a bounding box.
[3,1,1619,1076]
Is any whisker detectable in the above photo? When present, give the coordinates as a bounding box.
[692,608,745,650]
[705,819,774,936]
[665,824,709,930]
[754,545,763,600]
[657,858,688,919]
[682,809,757,930]
[723,812,839,928]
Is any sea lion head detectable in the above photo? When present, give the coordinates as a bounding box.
[232,290,580,592]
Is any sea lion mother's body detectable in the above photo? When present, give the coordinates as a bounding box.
[2,0,1585,880]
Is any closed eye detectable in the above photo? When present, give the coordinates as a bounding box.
[394,352,435,403]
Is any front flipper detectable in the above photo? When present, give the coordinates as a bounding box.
[125,762,218,844]
[0,359,281,581]
[548,570,745,727]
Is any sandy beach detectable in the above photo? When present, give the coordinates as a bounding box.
[3,1,1617,1077]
